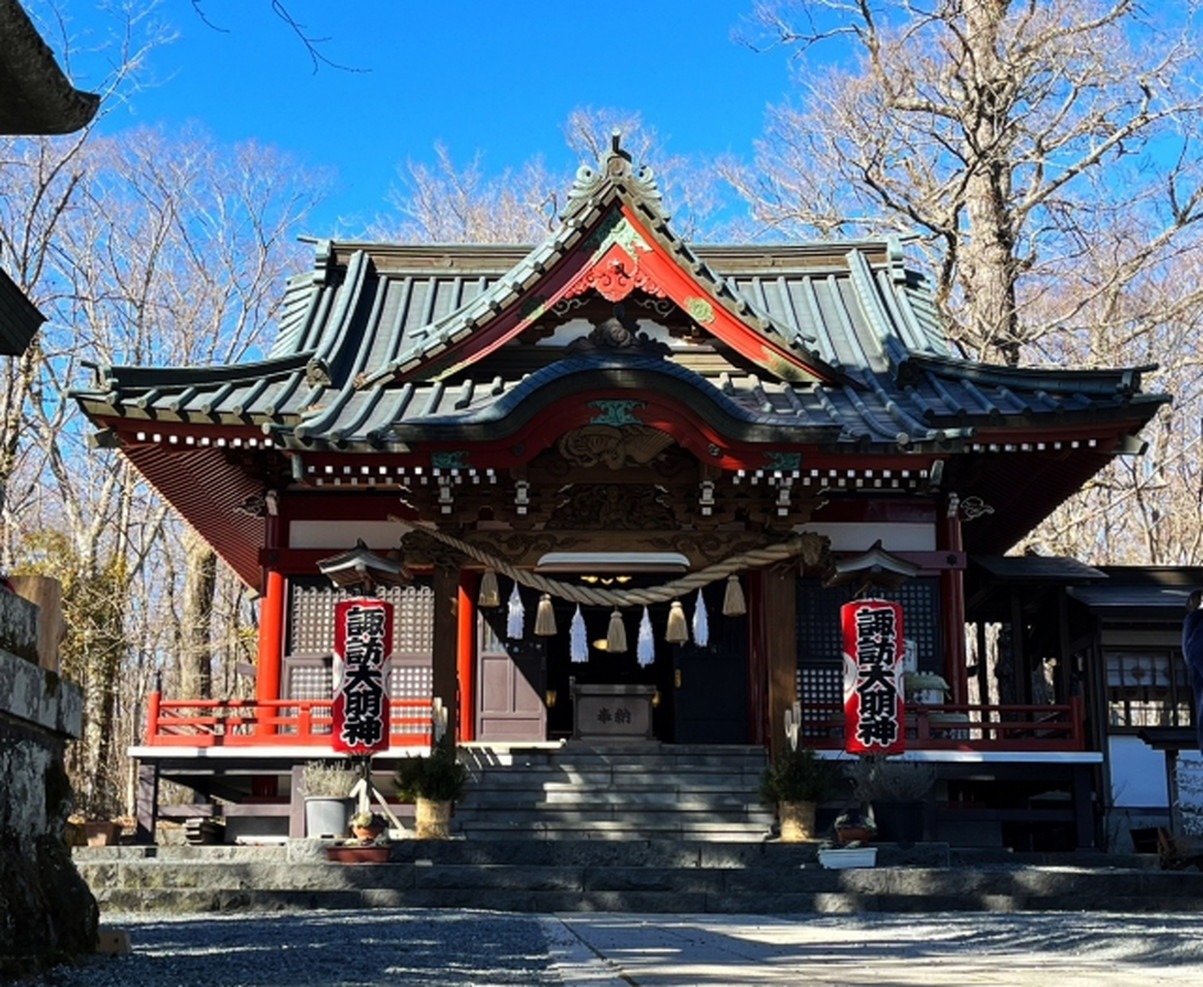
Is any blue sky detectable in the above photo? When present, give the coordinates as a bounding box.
[54,1,801,235]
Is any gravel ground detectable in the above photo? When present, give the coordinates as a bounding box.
[18,909,1203,987]
[21,911,561,987]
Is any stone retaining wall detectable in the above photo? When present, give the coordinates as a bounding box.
[0,590,96,971]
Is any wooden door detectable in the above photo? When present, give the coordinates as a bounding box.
[475,606,546,742]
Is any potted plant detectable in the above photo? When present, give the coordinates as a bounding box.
[760,746,845,842]
[350,809,387,841]
[848,755,936,847]
[394,745,468,839]
[300,759,358,838]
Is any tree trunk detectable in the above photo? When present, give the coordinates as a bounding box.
[178,526,216,701]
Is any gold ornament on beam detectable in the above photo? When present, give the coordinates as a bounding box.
[478,568,500,608]
[534,593,557,636]
[665,599,689,644]
[723,574,747,617]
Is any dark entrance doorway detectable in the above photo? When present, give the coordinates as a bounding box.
[671,581,748,744]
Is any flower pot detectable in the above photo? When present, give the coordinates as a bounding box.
[352,822,385,841]
[84,820,121,847]
[326,844,391,863]
[414,797,453,839]
[818,846,877,869]
[835,825,874,846]
[778,800,818,842]
[304,796,354,838]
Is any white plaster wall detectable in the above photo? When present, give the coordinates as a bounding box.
[290,520,409,549]
[800,522,935,552]
[1108,734,1171,807]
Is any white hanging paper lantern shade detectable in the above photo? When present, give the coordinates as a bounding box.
[506,582,524,639]
[570,604,588,663]
[637,606,654,666]
[692,588,709,647]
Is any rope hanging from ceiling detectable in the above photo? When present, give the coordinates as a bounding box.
[407,521,825,608]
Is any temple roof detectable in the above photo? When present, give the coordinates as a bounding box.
[0,0,99,136]
[72,137,1169,583]
[75,235,1162,456]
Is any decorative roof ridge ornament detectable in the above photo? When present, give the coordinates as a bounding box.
[318,538,413,592]
[563,130,666,220]
[565,304,671,359]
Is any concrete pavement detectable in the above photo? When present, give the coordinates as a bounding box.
[541,912,1203,986]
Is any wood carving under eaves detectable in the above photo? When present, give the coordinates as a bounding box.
[557,425,675,471]
[548,484,676,530]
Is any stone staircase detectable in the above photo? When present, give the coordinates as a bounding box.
[452,742,775,841]
[73,841,1195,915]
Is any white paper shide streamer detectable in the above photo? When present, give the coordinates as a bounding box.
[692,588,709,647]
[637,606,654,666]
[570,604,588,663]
[506,582,524,639]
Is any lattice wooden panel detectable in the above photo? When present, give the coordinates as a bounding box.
[389,661,433,735]
[287,580,434,656]
[795,577,941,671]
[288,663,332,700]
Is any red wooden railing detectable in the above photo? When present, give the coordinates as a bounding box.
[143,692,1086,751]
[801,696,1086,752]
[143,692,432,748]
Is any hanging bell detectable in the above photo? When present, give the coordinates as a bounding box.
[665,599,689,644]
[723,574,747,617]
[478,568,500,608]
[534,593,557,636]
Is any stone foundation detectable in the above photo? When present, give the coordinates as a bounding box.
[0,592,96,971]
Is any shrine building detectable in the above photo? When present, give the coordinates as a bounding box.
[73,137,1170,848]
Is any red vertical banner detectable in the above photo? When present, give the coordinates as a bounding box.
[841,599,906,755]
[332,597,393,755]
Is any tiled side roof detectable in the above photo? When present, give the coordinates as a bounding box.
[73,143,1168,455]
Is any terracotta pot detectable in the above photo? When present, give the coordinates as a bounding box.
[84,820,121,847]
[326,845,391,863]
[414,797,452,839]
[835,825,874,846]
[352,823,385,841]
[778,800,818,842]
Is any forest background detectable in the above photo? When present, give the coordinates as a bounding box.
[4,0,1201,817]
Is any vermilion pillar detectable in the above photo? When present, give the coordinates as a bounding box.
[431,562,460,750]
[255,569,286,734]
[457,573,478,743]
[940,494,968,705]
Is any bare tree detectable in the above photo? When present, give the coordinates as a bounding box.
[2,125,326,813]
[375,107,730,244]
[733,0,1203,364]
[730,1,1203,567]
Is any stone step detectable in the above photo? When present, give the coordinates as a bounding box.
[458,790,769,810]
[73,843,1194,915]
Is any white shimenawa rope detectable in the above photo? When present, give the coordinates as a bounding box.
[409,522,823,607]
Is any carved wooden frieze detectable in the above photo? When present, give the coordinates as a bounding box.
[558,425,675,471]
[547,483,676,530]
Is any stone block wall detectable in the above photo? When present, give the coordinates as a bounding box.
[0,591,97,970]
